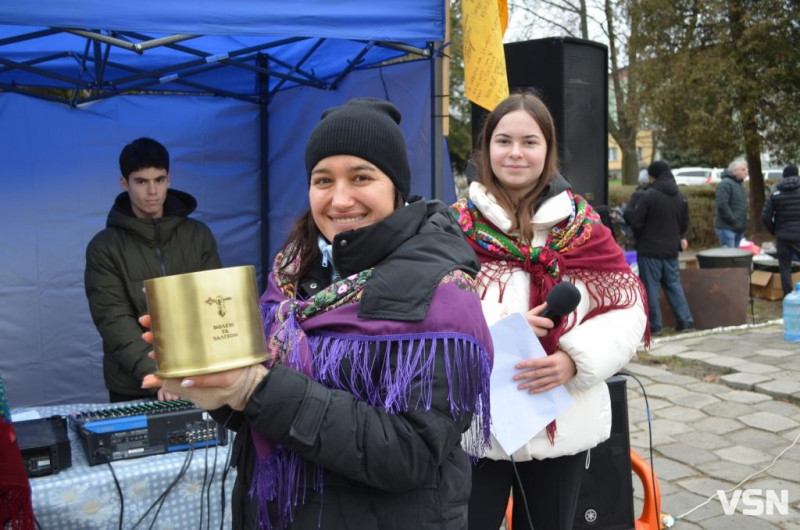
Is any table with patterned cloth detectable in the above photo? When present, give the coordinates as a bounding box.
[12,402,236,530]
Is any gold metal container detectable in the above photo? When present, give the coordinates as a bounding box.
[144,265,268,378]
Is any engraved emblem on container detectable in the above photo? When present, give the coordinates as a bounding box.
[206,295,232,317]
[145,266,268,378]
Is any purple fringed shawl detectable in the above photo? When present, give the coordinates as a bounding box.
[250,264,493,529]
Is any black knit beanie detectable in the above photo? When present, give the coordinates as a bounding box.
[305,97,411,199]
[783,164,798,178]
[647,160,670,179]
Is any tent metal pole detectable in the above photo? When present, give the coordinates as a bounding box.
[329,43,373,89]
[0,56,91,87]
[430,42,444,200]
[64,29,197,54]
[0,51,70,76]
[0,28,60,46]
[369,41,429,57]
[257,54,271,292]
[116,31,327,87]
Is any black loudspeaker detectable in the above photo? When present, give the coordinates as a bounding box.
[471,37,608,206]
[573,375,635,529]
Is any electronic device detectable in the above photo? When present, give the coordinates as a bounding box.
[573,375,635,529]
[68,400,228,466]
[15,415,72,477]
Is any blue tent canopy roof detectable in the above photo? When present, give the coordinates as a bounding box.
[0,1,444,39]
[0,0,445,104]
[0,1,454,408]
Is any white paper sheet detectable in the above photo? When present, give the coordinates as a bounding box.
[488,312,573,456]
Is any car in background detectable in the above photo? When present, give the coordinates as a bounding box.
[763,168,784,194]
[672,167,722,186]
[764,168,783,183]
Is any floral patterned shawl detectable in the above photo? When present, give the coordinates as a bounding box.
[451,190,648,442]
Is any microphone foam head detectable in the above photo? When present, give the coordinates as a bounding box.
[545,282,582,317]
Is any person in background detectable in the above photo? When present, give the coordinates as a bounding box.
[630,161,695,335]
[622,167,652,226]
[85,137,222,403]
[450,92,647,530]
[143,98,493,529]
[714,159,748,247]
[762,164,800,296]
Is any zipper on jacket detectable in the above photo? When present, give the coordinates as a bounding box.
[153,219,167,276]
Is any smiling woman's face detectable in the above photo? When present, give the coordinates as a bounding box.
[489,109,547,198]
[309,154,396,242]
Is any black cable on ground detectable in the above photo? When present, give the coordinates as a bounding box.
[616,370,660,526]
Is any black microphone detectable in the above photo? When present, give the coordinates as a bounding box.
[540,281,581,321]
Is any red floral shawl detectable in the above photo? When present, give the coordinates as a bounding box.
[451,191,649,442]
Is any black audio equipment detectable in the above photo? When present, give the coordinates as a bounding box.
[15,415,72,477]
[573,375,635,529]
[69,400,228,466]
[471,37,609,206]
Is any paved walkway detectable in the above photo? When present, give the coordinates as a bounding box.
[624,322,800,528]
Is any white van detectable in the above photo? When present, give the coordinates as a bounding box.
[672,167,722,186]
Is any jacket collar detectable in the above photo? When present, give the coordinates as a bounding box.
[332,199,426,279]
[107,189,197,245]
[323,197,480,321]
[468,177,573,236]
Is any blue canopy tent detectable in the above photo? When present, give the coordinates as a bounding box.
[0,1,455,407]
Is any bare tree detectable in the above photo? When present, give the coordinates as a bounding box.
[634,0,800,238]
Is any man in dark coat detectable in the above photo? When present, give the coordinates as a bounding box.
[715,160,748,247]
[622,168,651,226]
[762,164,800,296]
[631,161,694,335]
[85,138,222,402]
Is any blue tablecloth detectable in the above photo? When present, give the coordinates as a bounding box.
[13,403,236,530]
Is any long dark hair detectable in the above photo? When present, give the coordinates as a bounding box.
[474,91,559,244]
[277,188,405,285]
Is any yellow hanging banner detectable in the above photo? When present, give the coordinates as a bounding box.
[462,0,509,111]
[498,0,508,35]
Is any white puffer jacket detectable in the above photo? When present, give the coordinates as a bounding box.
[469,182,647,461]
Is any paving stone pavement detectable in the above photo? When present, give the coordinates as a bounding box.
[623,323,800,529]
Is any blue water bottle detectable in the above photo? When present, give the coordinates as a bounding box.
[784,283,800,342]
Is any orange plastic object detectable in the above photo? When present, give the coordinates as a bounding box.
[631,448,664,530]
[505,495,513,530]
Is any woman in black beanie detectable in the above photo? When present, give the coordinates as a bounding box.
[143,97,493,529]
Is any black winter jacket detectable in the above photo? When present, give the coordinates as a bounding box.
[85,190,221,397]
[623,183,649,226]
[211,198,484,529]
[715,173,748,233]
[630,170,689,259]
[762,176,800,242]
